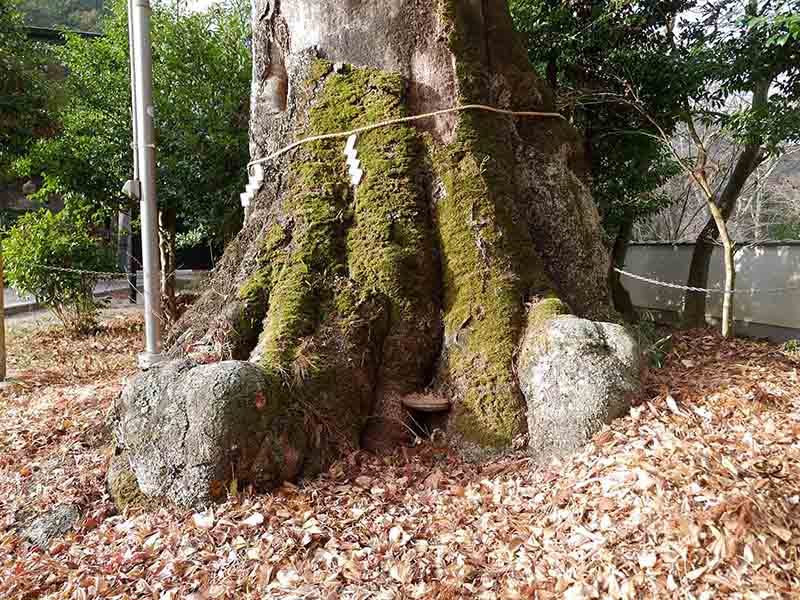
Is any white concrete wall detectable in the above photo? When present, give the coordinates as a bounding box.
[622,243,800,338]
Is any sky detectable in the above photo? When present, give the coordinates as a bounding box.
[185,0,223,13]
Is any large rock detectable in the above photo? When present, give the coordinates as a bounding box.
[518,315,640,458]
[107,360,306,509]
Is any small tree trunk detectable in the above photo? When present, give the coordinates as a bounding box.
[685,201,738,336]
[684,145,764,329]
[706,200,736,338]
[117,208,132,273]
[608,219,637,322]
[722,243,735,338]
[158,206,178,323]
[682,72,768,328]
[683,218,716,327]
[128,231,138,305]
[0,243,6,381]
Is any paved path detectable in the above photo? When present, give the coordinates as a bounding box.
[3,287,34,308]
[3,279,131,315]
[3,270,208,315]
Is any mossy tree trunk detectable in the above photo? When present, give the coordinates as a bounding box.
[168,0,616,460]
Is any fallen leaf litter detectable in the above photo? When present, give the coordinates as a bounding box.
[1,317,798,598]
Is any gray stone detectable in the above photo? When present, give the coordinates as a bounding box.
[22,504,80,548]
[518,316,640,458]
[107,360,306,509]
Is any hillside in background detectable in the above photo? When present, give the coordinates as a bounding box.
[20,0,106,32]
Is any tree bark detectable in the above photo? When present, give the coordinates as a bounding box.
[158,206,178,323]
[609,218,637,322]
[164,0,618,459]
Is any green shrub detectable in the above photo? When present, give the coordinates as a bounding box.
[634,316,673,369]
[782,339,800,354]
[2,206,115,333]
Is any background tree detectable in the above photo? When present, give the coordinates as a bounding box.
[0,0,56,182]
[734,147,800,240]
[2,199,115,333]
[511,0,799,334]
[16,0,251,321]
[634,137,800,243]
[673,0,800,330]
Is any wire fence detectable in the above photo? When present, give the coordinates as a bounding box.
[5,261,170,325]
[614,267,800,295]
[26,263,132,280]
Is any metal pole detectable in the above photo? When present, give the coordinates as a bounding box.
[131,0,163,368]
[126,1,139,306]
[0,242,6,382]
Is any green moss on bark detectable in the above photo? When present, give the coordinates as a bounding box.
[434,132,554,448]
[239,224,290,305]
[346,80,432,319]
[254,64,421,373]
[340,67,440,445]
[240,61,440,453]
[432,0,562,449]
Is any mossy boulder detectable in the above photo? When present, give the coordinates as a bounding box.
[107,360,306,508]
[518,310,640,459]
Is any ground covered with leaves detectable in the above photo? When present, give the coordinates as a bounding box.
[1,315,799,599]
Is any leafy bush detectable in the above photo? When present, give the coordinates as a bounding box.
[782,339,800,354]
[2,205,115,333]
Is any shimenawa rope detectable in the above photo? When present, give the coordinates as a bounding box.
[246,104,565,173]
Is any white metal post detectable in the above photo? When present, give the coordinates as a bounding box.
[0,242,6,382]
[131,0,163,368]
[125,1,139,305]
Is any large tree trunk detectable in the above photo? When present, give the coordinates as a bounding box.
[108,0,639,509]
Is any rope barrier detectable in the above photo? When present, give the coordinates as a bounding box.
[27,262,180,281]
[23,262,172,325]
[26,264,800,297]
[27,263,129,279]
[614,267,800,295]
[246,104,565,173]
[32,265,799,295]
